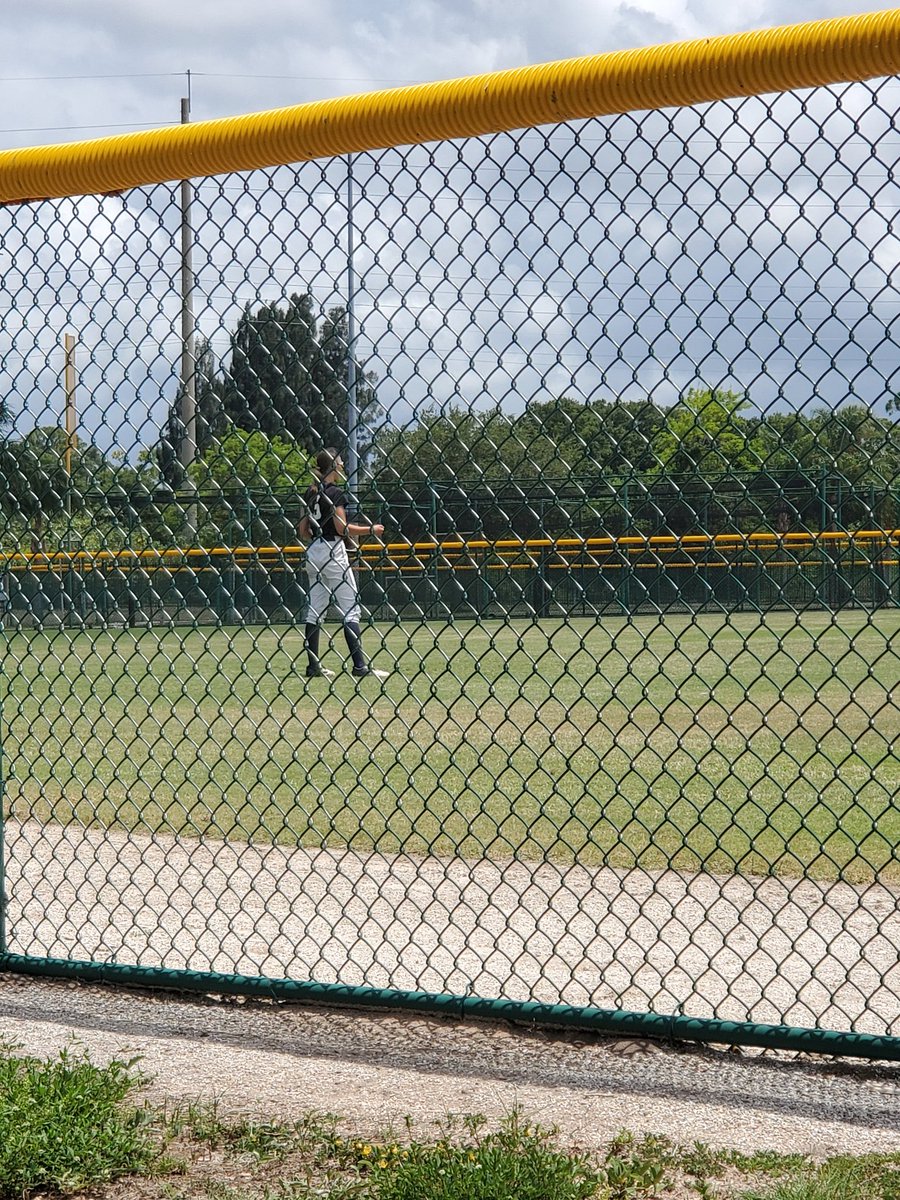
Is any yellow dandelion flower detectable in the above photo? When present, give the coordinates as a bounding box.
[361,1145,373,1157]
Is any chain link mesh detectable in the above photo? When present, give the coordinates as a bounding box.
[2,76,900,1044]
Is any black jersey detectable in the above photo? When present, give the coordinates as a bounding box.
[305,480,347,540]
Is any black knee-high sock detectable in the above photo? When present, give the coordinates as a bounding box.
[305,623,321,668]
[343,621,367,671]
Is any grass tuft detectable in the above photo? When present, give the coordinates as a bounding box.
[357,1108,607,1200]
[736,1154,900,1200]
[0,1045,155,1198]
[2,1047,897,1200]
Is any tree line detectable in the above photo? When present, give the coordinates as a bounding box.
[0,292,898,551]
[371,391,900,540]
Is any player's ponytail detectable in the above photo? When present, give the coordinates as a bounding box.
[314,447,341,478]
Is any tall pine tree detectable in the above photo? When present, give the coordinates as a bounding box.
[218,293,377,454]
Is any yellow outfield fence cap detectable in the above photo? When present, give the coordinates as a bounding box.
[0,9,899,202]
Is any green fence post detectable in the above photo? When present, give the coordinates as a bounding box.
[626,532,636,614]
[836,475,843,530]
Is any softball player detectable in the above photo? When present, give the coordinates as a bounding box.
[298,448,389,679]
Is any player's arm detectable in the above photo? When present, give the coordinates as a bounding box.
[298,513,312,541]
[334,505,384,539]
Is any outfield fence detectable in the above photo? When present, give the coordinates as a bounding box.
[2,530,900,628]
[3,11,900,1059]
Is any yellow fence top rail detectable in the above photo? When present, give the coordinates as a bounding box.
[2,529,899,568]
[0,10,898,203]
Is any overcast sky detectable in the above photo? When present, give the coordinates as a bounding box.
[1,1,899,464]
[0,2,894,151]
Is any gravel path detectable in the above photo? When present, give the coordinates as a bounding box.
[4,818,900,1157]
[5,819,900,1033]
[2,974,900,1158]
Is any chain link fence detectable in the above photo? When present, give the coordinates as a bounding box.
[2,21,900,1055]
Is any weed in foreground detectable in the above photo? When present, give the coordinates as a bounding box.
[329,1110,655,1200]
[0,1045,155,1199]
[736,1153,900,1200]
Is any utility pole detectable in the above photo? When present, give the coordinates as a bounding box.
[64,331,77,482]
[179,73,197,540]
[63,331,78,619]
[346,154,359,502]
[64,330,77,558]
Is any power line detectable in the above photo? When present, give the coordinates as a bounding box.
[192,71,429,85]
[0,69,426,86]
[0,72,184,82]
[2,174,895,212]
[1,67,894,97]
[0,308,887,363]
[0,120,177,134]
[2,266,896,315]
[2,279,895,321]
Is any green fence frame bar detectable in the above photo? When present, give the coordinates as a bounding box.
[4,953,900,1062]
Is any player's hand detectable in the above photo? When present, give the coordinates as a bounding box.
[370,523,385,538]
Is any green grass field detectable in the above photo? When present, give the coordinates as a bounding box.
[3,609,899,880]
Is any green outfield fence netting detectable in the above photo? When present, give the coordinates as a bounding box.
[2,12,900,1059]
